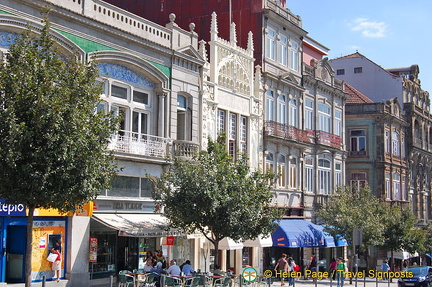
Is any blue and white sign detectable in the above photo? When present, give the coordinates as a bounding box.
[0,199,26,216]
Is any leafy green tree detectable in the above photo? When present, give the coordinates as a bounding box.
[0,19,117,286]
[317,186,386,248]
[153,136,280,265]
[379,206,425,270]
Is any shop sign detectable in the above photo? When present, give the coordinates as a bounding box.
[93,199,155,213]
[0,199,25,216]
[89,237,98,263]
[165,236,175,245]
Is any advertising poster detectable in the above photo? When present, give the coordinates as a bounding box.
[89,237,98,263]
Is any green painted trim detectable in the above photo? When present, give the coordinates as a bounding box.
[0,10,13,15]
[54,29,117,53]
[148,60,171,79]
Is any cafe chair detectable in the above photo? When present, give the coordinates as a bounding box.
[118,270,135,287]
[213,277,231,287]
[139,272,157,287]
[165,276,182,287]
[184,276,201,287]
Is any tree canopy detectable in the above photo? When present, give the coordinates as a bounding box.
[153,136,280,265]
[0,19,118,286]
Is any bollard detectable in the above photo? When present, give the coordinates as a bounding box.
[375,274,378,287]
[42,275,46,287]
[110,274,114,287]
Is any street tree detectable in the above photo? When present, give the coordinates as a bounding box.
[0,19,118,286]
[316,186,387,269]
[379,206,425,270]
[153,136,280,266]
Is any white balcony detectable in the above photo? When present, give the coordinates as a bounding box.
[109,130,169,158]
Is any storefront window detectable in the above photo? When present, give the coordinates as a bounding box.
[88,232,117,279]
[242,247,252,268]
[138,238,157,270]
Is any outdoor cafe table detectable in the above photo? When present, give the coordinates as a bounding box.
[173,275,194,286]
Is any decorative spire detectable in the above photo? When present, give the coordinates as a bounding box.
[247,31,254,52]
[210,12,218,40]
[199,40,208,62]
[230,22,237,45]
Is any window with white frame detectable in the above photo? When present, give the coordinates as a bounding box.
[392,131,400,156]
[103,175,153,198]
[278,34,288,66]
[277,94,287,124]
[401,136,406,158]
[335,110,342,137]
[385,130,390,153]
[177,94,191,141]
[289,99,298,127]
[393,172,401,200]
[305,99,314,130]
[350,130,366,154]
[335,162,342,187]
[229,113,237,158]
[217,109,226,135]
[266,90,276,121]
[401,175,406,200]
[266,152,275,173]
[240,116,247,154]
[277,154,286,187]
[318,103,331,132]
[289,157,298,189]
[350,172,367,192]
[266,28,276,60]
[318,158,331,194]
[385,173,391,199]
[289,40,299,71]
[305,157,314,193]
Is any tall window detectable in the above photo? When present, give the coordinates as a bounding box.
[132,111,148,139]
[289,99,298,127]
[266,90,275,121]
[385,130,390,153]
[335,162,342,187]
[401,175,406,201]
[401,136,406,158]
[266,28,276,60]
[350,130,366,154]
[335,110,342,137]
[289,157,298,189]
[305,157,314,192]
[229,113,237,158]
[305,99,314,130]
[177,95,191,140]
[240,116,247,154]
[217,109,226,135]
[277,94,287,124]
[277,154,286,188]
[385,173,391,199]
[278,34,288,66]
[392,131,400,156]
[318,158,331,194]
[350,172,367,192]
[393,173,401,200]
[289,40,299,71]
[318,103,331,132]
[266,152,275,173]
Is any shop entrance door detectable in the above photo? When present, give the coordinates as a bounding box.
[6,225,26,283]
[117,237,138,271]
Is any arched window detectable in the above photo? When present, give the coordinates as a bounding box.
[277,154,286,187]
[289,157,298,189]
[318,103,331,132]
[266,152,274,173]
[318,158,331,194]
[393,173,401,200]
[305,157,314,192]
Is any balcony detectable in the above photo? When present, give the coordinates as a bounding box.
[316,131,342,149]
[265,121,312,144]
[172,140,199,157]
[109,131,169,158]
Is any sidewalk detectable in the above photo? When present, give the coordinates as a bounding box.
[270,278,399,287]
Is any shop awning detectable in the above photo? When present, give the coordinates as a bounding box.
[218,238,244,250]
[388,250,419,260]
[92,213,183,237]
[243,236,273,248]
[272,219,343,248]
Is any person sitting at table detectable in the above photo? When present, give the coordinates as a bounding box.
[152,262,164,287]
[212,264,225,276]
[181,260,194,276]
[156,250,166,269]
[144,258,154,273]
[166,259,181,276]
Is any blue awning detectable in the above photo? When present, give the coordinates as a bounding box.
[272,219,343,248]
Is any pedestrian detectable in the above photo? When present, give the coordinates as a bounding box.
[274,253,288,286]
[287,257,296,286]
[402,260,408,271]
[336,257,347,287]
[50,247,61,282]
[308,253,317,282]
[382,260,390,280]
[329,258,337,280]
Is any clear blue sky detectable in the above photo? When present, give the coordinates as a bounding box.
[287,0,432,97]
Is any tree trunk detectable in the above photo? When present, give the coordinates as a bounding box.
[214,240,220,270]
[25,206,35,287]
